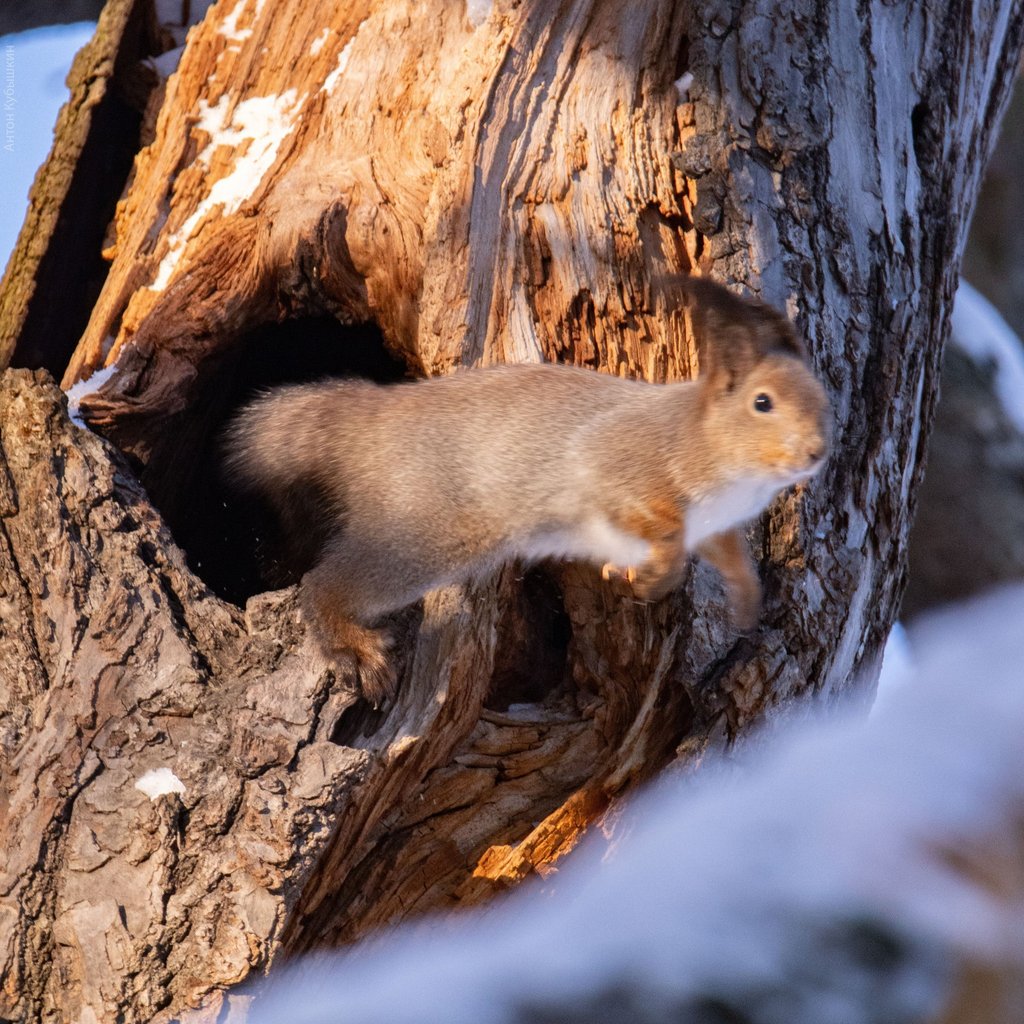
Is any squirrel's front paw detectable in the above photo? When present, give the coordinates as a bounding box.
[628,562,688,603]
[601,562,637,584]
[602,562,677,601]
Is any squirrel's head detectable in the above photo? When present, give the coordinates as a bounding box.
[701,351,832,483]
[681,277,832,484]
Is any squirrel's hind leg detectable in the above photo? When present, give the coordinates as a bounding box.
[299,535,442,705]
[300,577,395,706]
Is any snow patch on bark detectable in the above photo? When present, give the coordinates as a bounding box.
[465,0,493,28]
[310,28,331,57]
[322,37,357,94]
[951,280,1024,433]
[221,0,265,44]
[150,89,303,291]
[64,364,118,428]
[135,768,187,801]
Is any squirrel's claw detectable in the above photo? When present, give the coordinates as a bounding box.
[601,563,639,584]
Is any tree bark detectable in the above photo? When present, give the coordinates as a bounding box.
[0,0,166,376]
[1,0,1022,1020]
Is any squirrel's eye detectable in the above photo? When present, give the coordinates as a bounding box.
[753,393,774,413]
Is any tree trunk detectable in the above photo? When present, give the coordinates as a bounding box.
[0,0,168,376]
[1,0,1022,1020]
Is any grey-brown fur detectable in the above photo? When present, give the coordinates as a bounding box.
[225,279,831,704]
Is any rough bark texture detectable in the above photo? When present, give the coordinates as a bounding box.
[901,73,1024,617]
[0,0,165,376]
[0,0,1022,1020]
[0,370,370,1021]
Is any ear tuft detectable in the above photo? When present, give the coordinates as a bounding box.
[758,317,808,361]
[658,274,809,387]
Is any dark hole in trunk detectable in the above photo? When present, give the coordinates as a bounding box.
[487,567,573,709]
[149,316,407,606]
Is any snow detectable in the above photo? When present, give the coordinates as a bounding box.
[134,767,186,801]
[220,0,266,45]
[950,279,1024,433]
[150,89,303,291]
[64,364,118,428]
[321,39,355,94]
[309,28,331,57]
[465,0,493,29]
[251,585,1024,1022]
[0,22,96,273]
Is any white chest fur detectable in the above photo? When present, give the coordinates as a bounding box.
[685,477,787,549]
[520,518,652,570]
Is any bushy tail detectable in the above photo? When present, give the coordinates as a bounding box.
[223,383,334,497]
[224,383,350,578]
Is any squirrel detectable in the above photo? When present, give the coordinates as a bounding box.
[225,277,831,705]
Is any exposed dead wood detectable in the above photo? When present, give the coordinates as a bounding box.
[0,0,165,376]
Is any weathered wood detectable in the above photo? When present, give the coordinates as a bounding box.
[0,0,168,376]
[0,0,1021,1019]
[0,369,366,1021]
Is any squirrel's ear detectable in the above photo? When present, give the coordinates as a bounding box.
[756,316,808,361]
[697,316,759,393]
[659,273,808,387]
